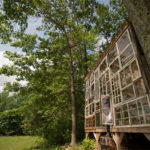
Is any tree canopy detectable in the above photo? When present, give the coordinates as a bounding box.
[0,0,127,146]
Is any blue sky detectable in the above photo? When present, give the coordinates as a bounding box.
[0,17,43,91]
[0,0,110,92]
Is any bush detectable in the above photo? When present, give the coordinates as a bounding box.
[0,109,23,135]
[81,138,96,150]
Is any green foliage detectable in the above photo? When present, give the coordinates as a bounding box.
[95,0,128,51]
[0,92,25,135]
[0,0,127,146]
[0,109,23,135]
[81,138,96,150]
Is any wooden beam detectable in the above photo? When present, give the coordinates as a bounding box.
[85,126,150,133]
[113,133,124,150]
[85,132,89,139]
[144,133,150,141]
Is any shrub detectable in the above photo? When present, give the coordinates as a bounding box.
[81,138,96,150]
[0,109,23,135]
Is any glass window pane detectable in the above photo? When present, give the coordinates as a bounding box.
[115,107,122,126]
[122,111,129,118]
[92,103,95,113]
[145,115,150,124]
[131,60,140,80]
[120,45,134,66]
[118,31,130,53]
[108,46,117,63]
[90,105,92,115]
[116,112,121,118]
[131,117,140,125]
[116,107,121,113]
[86,107,88,116]
[134,79,146,97]
[100,59,107,73]
[107,81,111,94]
[139,116,145,124]
[129,102,137,109]
[143,105,150,114]
[129,109,138,117]
[102,97,112,124]
[86,80,89,89]
[106,71,109,81]
[120,66,132,88]
[88,88,90,98]
[91,84,94,97]
[96,102,100,111]
[116,119,122,126]
[122,85,134,101]
[95,71,98,80]
[110,59,120,76]
[122,118,129,125]
[125,67,131,86]
[141,97,149,106]
[96,112,100,127]
[91,73,94,83]
[94,81,99,100]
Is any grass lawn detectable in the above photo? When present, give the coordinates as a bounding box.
[0,136,82,150]
[0,136,39,150]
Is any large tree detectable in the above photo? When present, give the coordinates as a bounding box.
[0,0,98,145]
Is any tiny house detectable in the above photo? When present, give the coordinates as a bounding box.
[84,19,150,150]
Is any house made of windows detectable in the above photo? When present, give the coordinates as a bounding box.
[84,19,150,150]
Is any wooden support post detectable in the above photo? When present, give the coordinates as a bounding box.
[144,133,150,141]
[93,132,101,150]
[85,132,89,139]
[113,133,125,150]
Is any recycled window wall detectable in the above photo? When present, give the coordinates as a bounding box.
[95,101,101,126]
[85,27,150,128]
[114,29,148,127]
[110,58,120,77]
[117,31,130,53]
[94,70,99,101]
[115,96,150,126]
[85,79,90,99]
[102,96,112,124]
[85,116,95,128]
[91,84,94,98]
[108,46,118,64]
[91,73,94,84]
[99,70,110,97]
[112,74,121,104]
[100,59,107,74]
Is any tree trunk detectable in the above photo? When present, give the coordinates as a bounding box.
[64,30,77,146]
[122,0,150,67]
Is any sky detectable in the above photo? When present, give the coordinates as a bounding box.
[0,17,43,92]
[0,0,109,92]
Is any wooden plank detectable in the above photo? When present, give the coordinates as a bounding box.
[85,126,150,133]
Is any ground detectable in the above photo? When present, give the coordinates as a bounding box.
[0,136,40,150]
[0,136,82,150]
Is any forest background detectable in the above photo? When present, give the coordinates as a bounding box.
[0,0,127,147]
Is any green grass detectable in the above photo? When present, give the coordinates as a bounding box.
[0,136,39,150]
[0,136,81,150]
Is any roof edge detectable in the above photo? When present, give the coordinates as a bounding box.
[84,18,131,82]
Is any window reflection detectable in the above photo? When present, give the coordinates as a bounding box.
[118,31,130,53]
[120,45,134,66]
